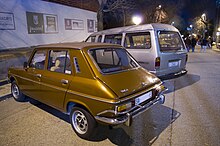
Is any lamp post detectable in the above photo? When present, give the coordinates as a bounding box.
[201,13,207,38]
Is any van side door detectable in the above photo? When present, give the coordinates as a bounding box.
[124,32,155,70]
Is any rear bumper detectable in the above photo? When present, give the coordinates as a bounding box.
[158,69,187,80]
[94,88,167,126]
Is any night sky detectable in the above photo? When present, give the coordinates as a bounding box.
[180,0,216,24]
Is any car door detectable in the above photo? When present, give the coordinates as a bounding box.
[21,49,47,100]
[39,49,73,110]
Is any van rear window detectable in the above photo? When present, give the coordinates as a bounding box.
[125,32,151,49]
[158,31,184,52]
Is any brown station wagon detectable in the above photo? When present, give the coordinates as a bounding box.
[8,42,167,139]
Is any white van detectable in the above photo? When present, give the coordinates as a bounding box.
[86,23,188,77]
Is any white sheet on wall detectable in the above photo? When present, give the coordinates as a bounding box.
[0,0,97,50]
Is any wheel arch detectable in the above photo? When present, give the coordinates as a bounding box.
[65,100,92,116]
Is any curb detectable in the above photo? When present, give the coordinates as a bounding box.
[0,79,9,86]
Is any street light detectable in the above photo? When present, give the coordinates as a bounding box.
[201,13,207,37]
[201,13,206,21]
[132,15,142,25]
[171,21,175,26]
[158,5,162,9]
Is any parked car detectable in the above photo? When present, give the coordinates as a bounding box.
[86,23,188,78]
[8,42,166,139]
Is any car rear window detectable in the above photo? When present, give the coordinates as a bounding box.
[89,48,139,74]
[157,31,184,52]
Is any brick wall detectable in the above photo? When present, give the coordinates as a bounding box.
[43,0,99,12]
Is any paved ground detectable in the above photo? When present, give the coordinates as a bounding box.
[0,47,220,146]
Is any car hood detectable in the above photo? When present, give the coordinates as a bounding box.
[96,67,161,98]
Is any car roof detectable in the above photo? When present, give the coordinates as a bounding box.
[35,42,122,50]
[90,23,179,35]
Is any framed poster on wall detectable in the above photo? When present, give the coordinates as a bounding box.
[64,18,84,30]
[72,19,84,30]
[87,19,95,33]
[0,12,15,30]
[65,19,72,30]
[44,14,58,33]
[26,12,44,34]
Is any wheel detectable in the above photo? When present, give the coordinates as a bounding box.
[11,81,25,102]
[70,107,96,139]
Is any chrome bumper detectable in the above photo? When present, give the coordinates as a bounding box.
[95,93,166,126]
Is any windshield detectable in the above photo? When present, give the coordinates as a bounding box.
[158,31,184,52]
[89,48,139,74]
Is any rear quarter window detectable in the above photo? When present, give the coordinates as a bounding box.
[104,34,122,45]
[125,32,151,49]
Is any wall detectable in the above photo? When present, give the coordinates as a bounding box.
[0,0,97,50]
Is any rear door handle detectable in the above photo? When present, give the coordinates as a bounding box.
[61,79,68,84]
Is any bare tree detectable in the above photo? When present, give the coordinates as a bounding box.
[138,0,183,24]
[97,0,108,30]
[97,0,136,30]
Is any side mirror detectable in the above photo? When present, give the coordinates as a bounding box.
[23,62,28,69]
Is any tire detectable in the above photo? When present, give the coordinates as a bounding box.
[11,81,25,102]
[70,107,96,139]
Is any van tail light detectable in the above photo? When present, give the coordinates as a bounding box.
[155,57,160,69]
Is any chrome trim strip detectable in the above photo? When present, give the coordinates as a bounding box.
[10,74,41,85]
[95,93,166,125]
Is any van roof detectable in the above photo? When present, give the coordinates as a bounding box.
[35,42,121,50]
[91,23,179,35]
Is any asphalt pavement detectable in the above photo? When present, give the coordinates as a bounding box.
[0,46,220,146]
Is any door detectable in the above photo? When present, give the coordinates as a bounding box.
[22,49,47,100]
[157,30,187,75]
[124,31,155,71]
[40,49,72,110]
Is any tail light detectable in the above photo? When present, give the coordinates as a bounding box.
[155,57,160,69]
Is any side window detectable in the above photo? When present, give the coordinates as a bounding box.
[104,34,122,45]
[48,50,72,74]
[125,32,151,49]
[29,50,47,70]
[86,36,96,42]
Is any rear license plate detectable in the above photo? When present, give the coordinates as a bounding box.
[168,61,179,67]
[135,91,152,105]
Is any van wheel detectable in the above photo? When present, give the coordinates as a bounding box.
[70,107,96,139]
[11,81,25,102]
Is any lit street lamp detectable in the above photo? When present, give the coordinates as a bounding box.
[132,15,142,25]
[201,13,207,37]
[171,21,175,26]
[201,13,206,21]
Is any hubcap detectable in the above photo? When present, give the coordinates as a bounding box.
[12,84,19,99]
[72,110,88,134]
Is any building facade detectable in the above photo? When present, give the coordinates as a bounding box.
[0,0,98,50]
